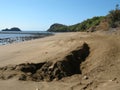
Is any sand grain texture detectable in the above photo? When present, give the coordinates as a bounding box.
[0,32,120,90]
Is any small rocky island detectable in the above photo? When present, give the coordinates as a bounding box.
[2,27,21,31]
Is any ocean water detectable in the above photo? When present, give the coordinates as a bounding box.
[0,34,33,38]
[0,31,52,45]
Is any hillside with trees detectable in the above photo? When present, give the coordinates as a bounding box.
[47,23,68,32]
[48,4,120,32]
[47,16,104,32]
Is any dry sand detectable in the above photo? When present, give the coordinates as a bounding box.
[0,31,120,90]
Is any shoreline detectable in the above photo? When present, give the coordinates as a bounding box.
[0,32,120,90]
[0,32,86,66]
[0,32,54,45]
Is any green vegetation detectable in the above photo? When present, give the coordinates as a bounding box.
[68,16,105,32]
[107,4,120,28]
[48,4,120,32]
[47,23,68,32]
[48,16,104,32]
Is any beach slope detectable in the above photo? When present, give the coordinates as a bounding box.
[0,32,120,90]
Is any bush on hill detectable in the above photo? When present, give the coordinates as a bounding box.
[48,4,120,32]
[107,4,120,28]
[69,16,105,32]
[48,16,105,32]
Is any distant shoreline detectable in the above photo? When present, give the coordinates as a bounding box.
[0,31,52,34]
[0,31,54,45]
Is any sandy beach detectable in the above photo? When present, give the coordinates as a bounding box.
[0,32,120,90]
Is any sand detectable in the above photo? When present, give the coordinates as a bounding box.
[0,31,120,90]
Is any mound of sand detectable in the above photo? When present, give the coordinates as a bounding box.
[0,43,89,81]
[0,32,120,90]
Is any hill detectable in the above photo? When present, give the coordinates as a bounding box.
[48,16,105,32]
[47,23,68,32]
[2,27,21,31]
[48,5,120,32]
